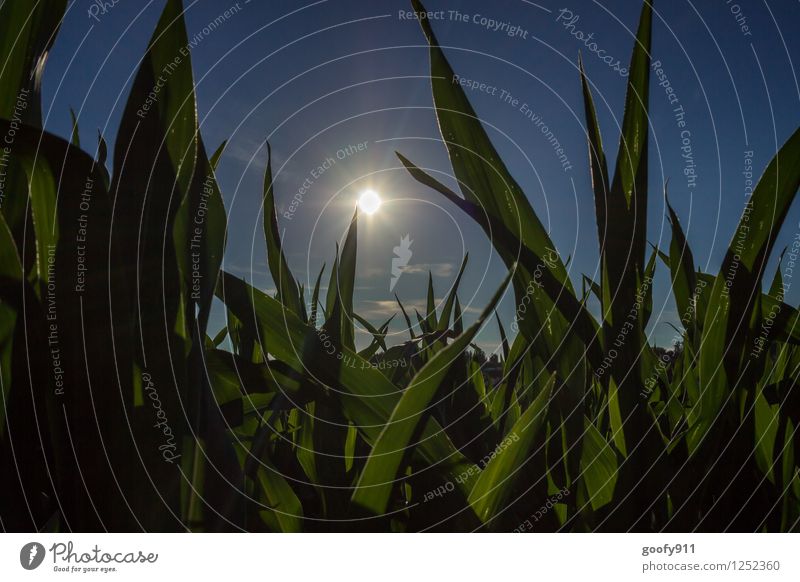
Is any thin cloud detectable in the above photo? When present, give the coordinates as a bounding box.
[356,297,480,320]
[362,262,456,279]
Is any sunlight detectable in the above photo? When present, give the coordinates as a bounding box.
[357,189,382,215]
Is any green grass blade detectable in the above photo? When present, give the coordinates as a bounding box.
[209,140,227,171]
[409,0,571,291]
[437,253,468,332]
[395,293,417,340]
[0,0,66,126]
[263,143,302,315]
[453,294,463,336]
[666,197,698,335]
[325,250,339,320]
[398,153,600,361]
[579,55,611,256]
[468,372,555,524]
[610,0,653,209]
[426,272,436,330]
[174,137,227,335]
[310,263,326,327]
[351,267,513,516]
[69,108,80,147]
[337,210,359,350]
[579,419,618,510]
[216,271,475,478]
[695,127,800,451]
[495,311,509,361]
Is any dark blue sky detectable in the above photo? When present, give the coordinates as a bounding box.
[43,0,800,350]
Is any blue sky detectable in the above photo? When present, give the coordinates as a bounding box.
[43,0,800,351]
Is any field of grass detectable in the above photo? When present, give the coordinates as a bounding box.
[1,0,799,532]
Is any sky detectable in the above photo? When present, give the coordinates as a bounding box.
[42,0,800,352]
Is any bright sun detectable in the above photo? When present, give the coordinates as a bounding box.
[357,189,382,215]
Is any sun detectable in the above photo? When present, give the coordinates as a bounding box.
[357,189,382,215]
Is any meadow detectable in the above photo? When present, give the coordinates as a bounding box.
[0,0,799,532]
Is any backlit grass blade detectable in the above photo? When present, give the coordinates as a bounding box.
[351,268,513,516]
[496,311,509,361]
[695,127,800,451]
[21,153,57,295]
[468,372,555,525]
[610,0,653,211]
[437,253,468,332]
[395,293,417,340]
[0,211,22,281]
[174,137,227,335]
[579,55,611,258]
[236,434,303,532]
[0,117,141,529]
[398,153,600,360]
[0,0,67,127]
[406,1,600,381]
[354,312,394,353]
[263,143,302,315]
[581,3,655,524]
[453,295,463,335]
[69,108,80,147]
[409,0,571,290]
[426,272,436,331]
[109,0,202,528]
[209,140,227,170]
[95,131,110,190]
[0,211,23,436]
[768,249,786,298]
[216,271,476,477]
[579,419,618,511]
[325,250,339,320]
[309,263,325,327]
[666,198,698,336]
[337,210,359,351]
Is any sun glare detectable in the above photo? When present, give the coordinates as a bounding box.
[357,189,382,215]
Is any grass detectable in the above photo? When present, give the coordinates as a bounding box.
[0,0,799,532]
